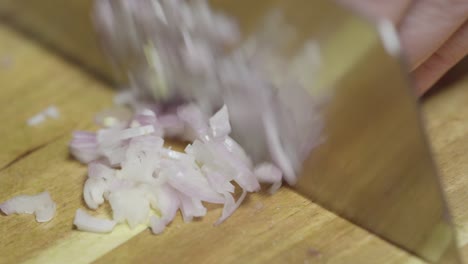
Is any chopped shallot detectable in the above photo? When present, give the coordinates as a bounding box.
[95,107,132,128]
[215,190,247,226]
[0,191,56,222]
[108,188,151,229]
[209,105,231,138]
[27,113,46,126]
[254,163,283,193]
[73,209,116,233]
[1,0,324,236]
[27,105,60,126]
[67,0,325,236]
[69,103,281,233]
[44,106,60,119]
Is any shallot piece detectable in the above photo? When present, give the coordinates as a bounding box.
[44,106,60,119]
[214,190,247,226]
[0,191,56,222]
[95,107,132,128]
[27,113,46,126]
[73,209,117,233]
[254,163,283,194]
[27,105,60,126]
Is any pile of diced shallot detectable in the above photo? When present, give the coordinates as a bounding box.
[70,104,284,234]
[0,0,324,234]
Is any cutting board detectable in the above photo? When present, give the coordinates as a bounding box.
[0,23,417,264]
[0,15,467,264]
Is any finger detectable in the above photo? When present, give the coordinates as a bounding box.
[399,0,468,70]
[336,0,413,24]
[413,22,468,95]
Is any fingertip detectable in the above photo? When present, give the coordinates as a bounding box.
[412,23,468,97]
[413,75,432,97]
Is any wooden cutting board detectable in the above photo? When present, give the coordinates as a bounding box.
[0,22,467,264]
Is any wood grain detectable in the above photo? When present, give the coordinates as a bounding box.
[423,80,468,262]
[0,24,113,169]
[0,23,430,264]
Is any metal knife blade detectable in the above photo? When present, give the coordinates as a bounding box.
[269,1,462,263]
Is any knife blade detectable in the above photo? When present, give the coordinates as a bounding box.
[276,1,463,262]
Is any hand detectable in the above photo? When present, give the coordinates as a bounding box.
[336,0,468,95]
